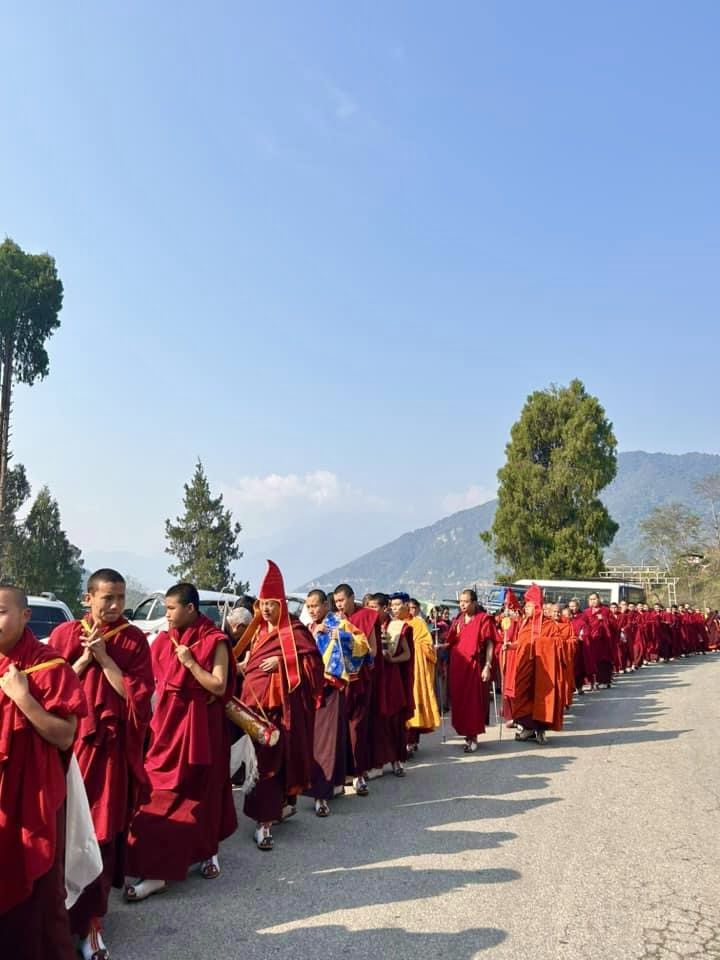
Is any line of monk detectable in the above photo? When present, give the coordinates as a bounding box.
[1,568,718,959]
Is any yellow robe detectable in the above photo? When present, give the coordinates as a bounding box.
[406,616,440,732]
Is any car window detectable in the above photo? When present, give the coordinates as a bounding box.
[287,597,305,617]
[132,599,155,621]
[199,602,225,625]
[150,599,167,621]
[29,604,70,639]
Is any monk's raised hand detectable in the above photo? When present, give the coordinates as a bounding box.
[87,635,108,664]
[259,655,279,673]
[0,663,30,704]
[175,644,194,668]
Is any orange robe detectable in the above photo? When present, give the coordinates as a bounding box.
[555,619,577,710]
[508,615,563,731]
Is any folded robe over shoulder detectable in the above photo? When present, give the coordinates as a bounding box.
[447,612,497,738]
[49,618,154,845]
[126,615,237,882]
[406,616,439,733]
[0,628,87,914]
[242,617,324,798]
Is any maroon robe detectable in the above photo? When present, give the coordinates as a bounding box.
[242,618,324,823]
[635,610,649,666]
[372,621,414,766]
[345,607,378,777]
[657,611,674,660]
[608,612,624,673]
[580,606,613,685]
[0,628,87,960]
[645,612,659,661]
[50,618,153,933]
[571,611,594,689]
[447,611,496,738]
[126,615,237,881]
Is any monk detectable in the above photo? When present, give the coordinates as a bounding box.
[581,593,614,689]
[125,582,237,900]
[608,602,625,674]
[406,598,440,754]
[372,592,413,775]
[304,588,369,816]
[552,604,577,711]
[0,585,87,960]
[444,589,496,752]
[333,583,378,797]
[509,584,562,745]
[498,589,521,724]
[50,569,154,960]
[705,608,719,652]
[569,597,593,694]
[241,561,324,850]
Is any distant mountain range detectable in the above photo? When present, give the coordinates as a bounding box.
[299,451,720,598]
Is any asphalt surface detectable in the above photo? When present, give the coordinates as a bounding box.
[106,654,720,960]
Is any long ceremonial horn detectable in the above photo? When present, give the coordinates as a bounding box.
[232,610,262,660]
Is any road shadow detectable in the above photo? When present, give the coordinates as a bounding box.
[256,923,507,960]
[106,647,717,960]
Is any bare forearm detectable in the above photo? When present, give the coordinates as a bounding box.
[73,655,92,677]
[16,695,77,750]
[97,658,128,700]
[187,660,225,697]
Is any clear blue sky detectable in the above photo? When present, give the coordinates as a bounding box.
[2,2,719,589]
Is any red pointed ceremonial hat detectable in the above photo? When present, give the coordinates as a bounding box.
[504,588,520,611]
[524,583,544,607]
[258,560,301,691]
[258,559,286,602]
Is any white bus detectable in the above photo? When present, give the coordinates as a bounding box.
[486,579,646,612]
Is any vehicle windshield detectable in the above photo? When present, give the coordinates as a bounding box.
[29,604,70,639]
[199,601,231,626]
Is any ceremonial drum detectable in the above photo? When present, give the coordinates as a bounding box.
[225,698,280,747]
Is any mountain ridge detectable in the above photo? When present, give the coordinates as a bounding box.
[298,451,720,597]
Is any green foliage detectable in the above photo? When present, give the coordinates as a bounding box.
[633,477,720,607]
[638,503,704,570]
[0,238,63,513]
[0,462,31,580]
[165,459,246,592]
[693,473,720,550]
[4,486,83,607]
[483,379,618,579]
[4,462,30,516]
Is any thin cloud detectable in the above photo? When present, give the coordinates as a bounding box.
[223,470,386,513]
[440,484,496,516]
[327,82,358,120]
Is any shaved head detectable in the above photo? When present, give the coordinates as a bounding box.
[0,585,28,609]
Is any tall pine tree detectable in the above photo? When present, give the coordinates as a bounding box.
[165,459,245,591]
[0,239,63,516]
[9,485,83,607]
[482,379,618,579]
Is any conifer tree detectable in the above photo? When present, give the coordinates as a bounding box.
[0,239,63,515]
[482,379,618,578]
[9,485,83,607]
[165,459,245,591]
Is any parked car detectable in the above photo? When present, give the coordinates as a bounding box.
[129,589,241,641]
[286,592,309,620]
[28,594,74,641]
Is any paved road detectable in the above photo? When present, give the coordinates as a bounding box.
[107,655,720,960]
